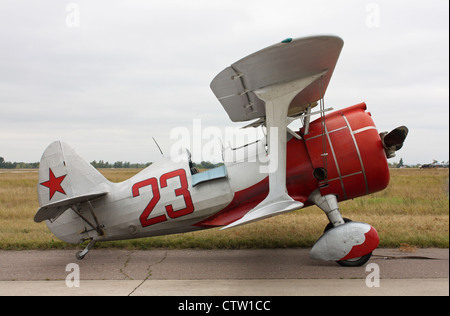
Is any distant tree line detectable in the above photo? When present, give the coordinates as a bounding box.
[192,161,223,169]
[90,160,152,169]
[388,158,449,169]
[0,157,39,169]
[2,155,447,170]
[90,160,222,169]
[1,156,223,170]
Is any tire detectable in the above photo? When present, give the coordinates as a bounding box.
[336,252,372,267]
[76,251,85,260]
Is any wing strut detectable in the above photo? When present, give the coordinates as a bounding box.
[222,72,328,229]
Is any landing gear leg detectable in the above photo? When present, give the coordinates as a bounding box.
[308,189,377,267]
[76,239,96,260]
[308,189,344,227]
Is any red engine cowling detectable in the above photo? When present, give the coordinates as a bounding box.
[301,102,389,201]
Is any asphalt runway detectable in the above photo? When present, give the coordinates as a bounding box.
[0,248,448,296]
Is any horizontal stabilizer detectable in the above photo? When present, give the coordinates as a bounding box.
[34,192,108,223]
[221,194,303,229]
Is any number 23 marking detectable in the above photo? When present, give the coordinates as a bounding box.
[132,169,194,228]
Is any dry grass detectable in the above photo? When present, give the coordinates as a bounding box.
[0,168,448,250]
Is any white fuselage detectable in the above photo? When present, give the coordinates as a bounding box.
[47,140,269,244]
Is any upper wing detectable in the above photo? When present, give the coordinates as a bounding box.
[210,36,343,123]
[210,36,344,229]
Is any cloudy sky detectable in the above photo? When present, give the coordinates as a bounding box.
[0,0,448,165]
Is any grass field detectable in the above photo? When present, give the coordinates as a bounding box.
[0,168,448,250]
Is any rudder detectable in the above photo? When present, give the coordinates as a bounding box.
[35,141,110,222]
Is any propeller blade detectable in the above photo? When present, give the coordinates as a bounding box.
[383,126,408,150]
[380,126,408,158]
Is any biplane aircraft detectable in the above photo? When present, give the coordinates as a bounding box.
[34,36,408,266]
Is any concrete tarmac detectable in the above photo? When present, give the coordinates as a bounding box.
[0,248,448,296]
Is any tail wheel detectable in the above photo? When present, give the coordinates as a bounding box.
[324,218,373,267]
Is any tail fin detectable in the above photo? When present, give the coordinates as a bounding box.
[35,141,110,222]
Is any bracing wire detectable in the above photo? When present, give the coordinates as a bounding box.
[319,76,328,183]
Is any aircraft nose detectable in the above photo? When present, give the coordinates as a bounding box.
[380,126,409,158]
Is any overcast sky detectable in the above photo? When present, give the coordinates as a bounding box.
[0,0,448,165]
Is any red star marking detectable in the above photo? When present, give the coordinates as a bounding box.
[40,168,67,200]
